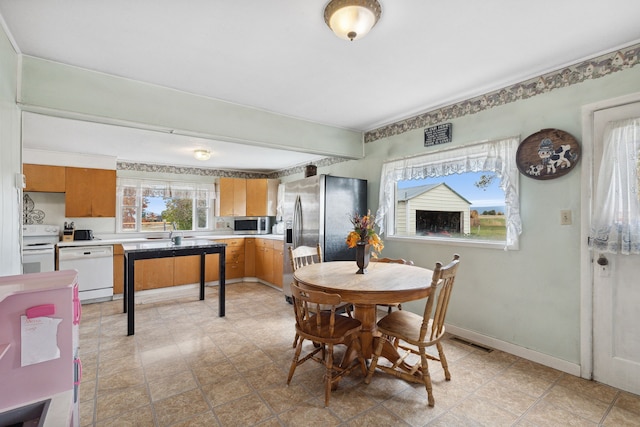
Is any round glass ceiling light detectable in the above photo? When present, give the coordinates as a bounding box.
[324,0,382,41]
[193,149,211,161]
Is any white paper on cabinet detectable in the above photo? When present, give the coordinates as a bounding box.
[20,315,61,366]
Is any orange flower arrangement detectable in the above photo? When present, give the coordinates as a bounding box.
[346,210,384,257]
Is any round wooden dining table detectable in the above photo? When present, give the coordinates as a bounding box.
[293,260,434,362]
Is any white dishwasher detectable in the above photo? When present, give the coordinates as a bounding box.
[58,245,114,302]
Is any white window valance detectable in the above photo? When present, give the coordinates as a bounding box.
[376,137,522,249]
[117,178,215,200]
[589,117,640,255]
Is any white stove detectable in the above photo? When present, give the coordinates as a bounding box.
[23,224,60,273]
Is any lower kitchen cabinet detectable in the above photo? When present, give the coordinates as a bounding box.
[272,241,284,288]
[112,237,283,295]
[244,238,255,277]
[174,255,202,286]
[204,254,221,282]
[255,238,273,283]
[225,238,245,279]
[113,244,124,294]
[134,258,174,290]
[174,253,225,284]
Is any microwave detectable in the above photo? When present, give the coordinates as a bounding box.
[233,216,275,235]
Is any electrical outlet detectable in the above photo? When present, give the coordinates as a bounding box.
[560,210,572,225]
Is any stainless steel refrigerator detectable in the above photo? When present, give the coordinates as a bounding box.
[282,174,367,302]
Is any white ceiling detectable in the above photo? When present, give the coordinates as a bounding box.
[2,1,640,172]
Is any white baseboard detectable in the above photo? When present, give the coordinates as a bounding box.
[446,324,581,377]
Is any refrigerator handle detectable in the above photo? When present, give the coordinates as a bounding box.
[293,195,302,248]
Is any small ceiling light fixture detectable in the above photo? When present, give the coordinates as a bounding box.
[324,0,382,41]
[193,149,211,161]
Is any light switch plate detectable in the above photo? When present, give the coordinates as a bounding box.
[560,209,572,225]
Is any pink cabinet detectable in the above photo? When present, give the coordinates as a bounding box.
[0,270,80,425]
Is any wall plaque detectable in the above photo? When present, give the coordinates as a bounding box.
[424,123,452,147]
[516,128,580,180]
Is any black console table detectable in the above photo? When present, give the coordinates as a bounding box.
[122,240,226,335]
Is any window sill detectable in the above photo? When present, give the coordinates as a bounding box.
[385,235,518,250]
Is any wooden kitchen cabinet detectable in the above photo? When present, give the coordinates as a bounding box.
[114,241,226,294]
[113,244,124,294]
[65,167,116,217]
[134,258,174,290]
[219,177,246,216]
[205,253,221,282]
[173,239,245,285]
[244,238,255,277]
[272,240,284,288]
[174,255,202,286]
[111,237,283,294]
[23,164,66,192]
[224,238,245,279]
[255,238,274,283]
[173,253,220,284]
[246,178,279,217]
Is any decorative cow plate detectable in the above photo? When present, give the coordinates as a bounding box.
[516,129,580,180]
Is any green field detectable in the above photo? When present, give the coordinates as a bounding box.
[468,215,506,240]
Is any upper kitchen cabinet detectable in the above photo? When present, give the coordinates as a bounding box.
[23,164,66,192]
[219,177,247,216]
[65,167,116,217]
[246,179,279,217]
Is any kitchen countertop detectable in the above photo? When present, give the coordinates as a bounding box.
[121,239,226,252]
[57,234,284,247]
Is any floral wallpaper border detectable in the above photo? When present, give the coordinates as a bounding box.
[119,43,640,178]
[364,43,640,143]
[117,156,345,179]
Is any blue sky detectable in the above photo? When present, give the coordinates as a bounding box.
[145,196,166,216]
[398,171,505,209]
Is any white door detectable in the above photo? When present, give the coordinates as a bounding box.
[592,101,640,395]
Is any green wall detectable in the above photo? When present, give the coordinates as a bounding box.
[19,56,364,159]
[317,66,640,365]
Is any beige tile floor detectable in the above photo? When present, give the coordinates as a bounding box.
[78,282,640,427]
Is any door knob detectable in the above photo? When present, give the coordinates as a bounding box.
[597,254,608,266]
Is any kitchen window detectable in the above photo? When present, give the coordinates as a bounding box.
[117,178,215,232]
[376,137,522,249]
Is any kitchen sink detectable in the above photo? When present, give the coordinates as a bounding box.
[0,399,50,427]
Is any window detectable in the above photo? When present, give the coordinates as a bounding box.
[117,178,215,232]
[589,117,640,254]
[396,172,506,240]
[377,137,522,249]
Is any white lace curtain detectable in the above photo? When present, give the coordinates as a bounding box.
[376,137,522,249]
[117,178,215,200]
[589,117,640,255]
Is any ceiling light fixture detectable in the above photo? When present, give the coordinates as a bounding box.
[193,149,211,161]
[324,0,382,41]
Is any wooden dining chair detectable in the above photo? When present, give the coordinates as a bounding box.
[288,244,352,348]
[364,254,461,407]
[370,257,415,314]
[287,281,368,407]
